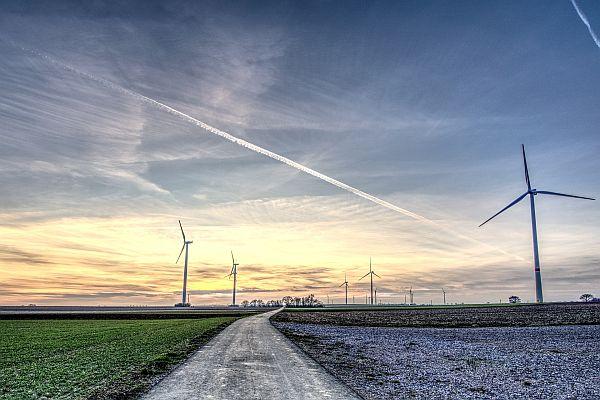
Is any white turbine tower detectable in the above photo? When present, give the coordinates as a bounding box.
[227,251,239,306]
[359,258,380,305]
[480,145,595,303]
[176,220,193,306]
[339,273,349,305]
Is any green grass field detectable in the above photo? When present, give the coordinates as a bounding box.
[0,317,236,399]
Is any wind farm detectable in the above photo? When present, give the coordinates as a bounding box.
[2,1,600,399]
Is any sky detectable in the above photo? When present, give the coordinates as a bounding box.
[1,0,599,306]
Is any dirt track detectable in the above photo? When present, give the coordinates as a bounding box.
[141,309,360,400]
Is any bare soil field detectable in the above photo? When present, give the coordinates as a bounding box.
[273,303,600,328]
[273,322,600,399]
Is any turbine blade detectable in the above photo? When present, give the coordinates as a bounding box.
[179,220,186,241]
[373,272,381,278]
[176,243,185,263]
[479,192,528,227]
[359,272,370,281]
[231,250,235,264]
[339,282,346,287]
[522,144,531,191]
[536,190,595,201]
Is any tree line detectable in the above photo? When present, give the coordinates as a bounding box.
[240,294,323,308]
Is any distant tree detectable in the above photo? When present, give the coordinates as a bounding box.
[304,294,317,307]
[580,293,594,302]
[282,296,294,306]
[508,296,521,304]
[241,300,249,308]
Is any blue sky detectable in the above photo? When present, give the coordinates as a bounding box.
[0,0,599,305]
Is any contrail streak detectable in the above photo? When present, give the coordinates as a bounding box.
[12,41,521,260]
[570,0,600,50]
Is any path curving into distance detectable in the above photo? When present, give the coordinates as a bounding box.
[141,309,361,400]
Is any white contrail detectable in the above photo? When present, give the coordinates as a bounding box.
[18,44,431,222]
[13,42,521,259]
[570,0,600,50]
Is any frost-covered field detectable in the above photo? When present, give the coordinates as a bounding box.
[274,322,600,399]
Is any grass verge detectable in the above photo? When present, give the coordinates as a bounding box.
[0,317,236,399]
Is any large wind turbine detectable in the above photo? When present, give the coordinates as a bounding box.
[359,258,380,305]
[480,145,595,303]
[227,251,239,306]
[176,220,193,306]
[339,273,349,305]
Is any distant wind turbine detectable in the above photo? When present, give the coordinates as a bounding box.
[359,258,380,305]
[226,251,239,306]
[339,273,349,305]
[176,220,193,306]
[480,145,595,303]
[442,288,446,305]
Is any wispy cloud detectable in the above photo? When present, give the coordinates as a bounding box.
[570,0,600,50]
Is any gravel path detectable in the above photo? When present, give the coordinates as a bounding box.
[274,322,600,399]
[141,309,360,400]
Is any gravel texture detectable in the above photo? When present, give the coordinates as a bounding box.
[273,303,600,328]
[273,322,600,399]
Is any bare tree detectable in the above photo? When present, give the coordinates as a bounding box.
[282,296,294,306]
[580,293,594,302]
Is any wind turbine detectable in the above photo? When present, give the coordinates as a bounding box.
[339,273,349,305]
[359,258,380,305]
[480,145,595,303]
[176,220,193,306]
[226,251,239,306]
[442,288,446,305]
